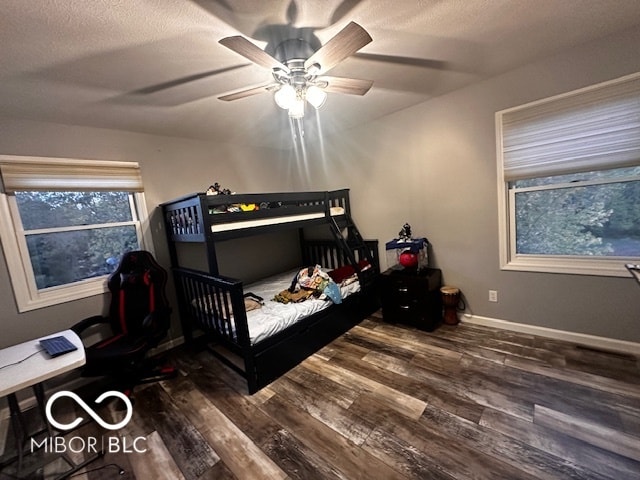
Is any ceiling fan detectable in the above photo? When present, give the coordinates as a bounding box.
[217,21,374,118]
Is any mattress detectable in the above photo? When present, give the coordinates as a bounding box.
[210,206,345,233]
[243,267,360,345]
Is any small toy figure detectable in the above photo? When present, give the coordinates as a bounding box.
[398,223,412,240]
[206,182,233,195]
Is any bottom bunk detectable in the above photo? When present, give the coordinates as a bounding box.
[173,240,379,393]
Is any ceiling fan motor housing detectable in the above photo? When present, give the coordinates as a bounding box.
[273,38,316,64]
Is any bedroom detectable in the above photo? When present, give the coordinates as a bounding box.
[0,1,639,478]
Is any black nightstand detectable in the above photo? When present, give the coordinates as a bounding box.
[379,267,443,331]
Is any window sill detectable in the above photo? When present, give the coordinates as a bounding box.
[12,278,109,312]
[501,255,638,277]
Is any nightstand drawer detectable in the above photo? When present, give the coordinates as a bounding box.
[379,267,443,331]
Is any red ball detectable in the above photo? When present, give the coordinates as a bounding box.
[399,251,418,268]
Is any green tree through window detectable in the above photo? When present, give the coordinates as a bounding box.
[512,167,640,258]
[16,191,140,289]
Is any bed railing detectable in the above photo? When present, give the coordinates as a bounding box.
[173,267,250,350]
[174,238,378,348]
[162,189,351,242]
[302,239,379,273]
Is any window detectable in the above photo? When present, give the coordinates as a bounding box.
[496,72,640,276]
[0,156,151,311]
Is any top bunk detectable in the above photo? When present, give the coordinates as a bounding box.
[161,189,351,242]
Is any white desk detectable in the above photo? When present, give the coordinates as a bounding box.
[0,330,87,478]
[0,330,85,397]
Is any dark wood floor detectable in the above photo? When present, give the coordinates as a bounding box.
[2,311,640,479]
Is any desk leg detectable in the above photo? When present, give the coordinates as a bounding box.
[3,386,105,479]
[35,384,105,479]
[32,383,54,438]
[6,393,26,473]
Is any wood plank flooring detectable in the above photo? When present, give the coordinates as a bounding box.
[2,311,639,479]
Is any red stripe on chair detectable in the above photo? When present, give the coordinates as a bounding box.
[149,284,155,313]
[119,290,128,334]
[145,271,155,313]
[96,333,124,349]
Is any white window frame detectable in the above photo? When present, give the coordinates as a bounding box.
[497,73,640,277]
[0,156,153,312]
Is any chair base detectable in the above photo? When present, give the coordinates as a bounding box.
[137,364,178,384]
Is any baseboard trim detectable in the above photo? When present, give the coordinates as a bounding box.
[461,314,640,356]
[151,335,185,355]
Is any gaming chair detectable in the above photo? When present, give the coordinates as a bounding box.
[71,250,175,390]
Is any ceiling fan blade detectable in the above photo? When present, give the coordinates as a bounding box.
[353,52,449,71]
[218,82,279,101]
[219,36,289,72]
[304,21,372,74]
[320,76,373,96]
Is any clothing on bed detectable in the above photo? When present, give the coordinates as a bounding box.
[243,292,264,311]
[274,264,342,305]
[245,268,359,344]
[273,288,315,304]
[191,266,361,345]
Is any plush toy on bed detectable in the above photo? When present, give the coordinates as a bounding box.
[322,282,342,304]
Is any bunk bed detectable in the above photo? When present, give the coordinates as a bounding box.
[161,189,380,393]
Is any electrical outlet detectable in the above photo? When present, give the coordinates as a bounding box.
[489,290,498,302]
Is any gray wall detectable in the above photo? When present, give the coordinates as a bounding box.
[296,25,640,343]
[1,25,640,348]
[0,118,293,347]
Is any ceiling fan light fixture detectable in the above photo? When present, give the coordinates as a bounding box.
[288,97,305,118]
[306,85,327,109]
[274,84,296,109]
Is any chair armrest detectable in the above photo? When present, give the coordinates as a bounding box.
[71,315,110,336]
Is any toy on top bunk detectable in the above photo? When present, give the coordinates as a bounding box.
[205,182,283,214]
[274,265,342,305]
[206,182,253,213]
[206,182,234,196]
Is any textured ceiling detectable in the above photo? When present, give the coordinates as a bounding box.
[2,0,640,148]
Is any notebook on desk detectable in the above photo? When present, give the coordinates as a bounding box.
[40,335,78,358]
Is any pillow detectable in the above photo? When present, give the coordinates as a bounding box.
[328,260,371,283]
[328,265,355,284]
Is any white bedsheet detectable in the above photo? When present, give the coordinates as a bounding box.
[243,268,360,345]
